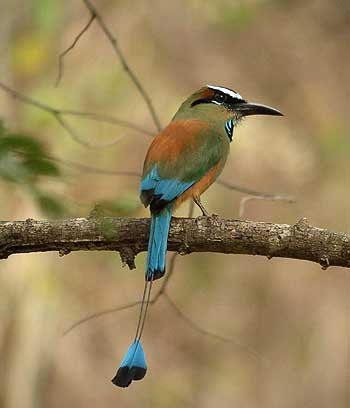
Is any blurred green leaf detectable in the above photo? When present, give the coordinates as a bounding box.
[0,134,44,156]
[0,119,64,217]
[0,120,60,180]
[35,192,66,218]
[97,193,141,216]
[24,157,60,177]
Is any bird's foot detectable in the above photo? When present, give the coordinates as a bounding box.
[200,209,211,217]
[193,197,212,217]
[196,212,218,219]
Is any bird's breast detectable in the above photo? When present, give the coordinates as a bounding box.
[174,156,227,209]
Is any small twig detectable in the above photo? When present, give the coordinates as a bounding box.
[0,82,96,148]
[11,148,141,178]
[46,154,141,177]
[58,110,154,137]
[81,0,162,132]
[62,300,141,336]
[217,178,295,217]
[0,81,59,114]
[239,195,296,218]
[55,13,96,87]
[163,293,261,361]
[217,178,296,201]
[54,111,121,148]
[163,292,231,343]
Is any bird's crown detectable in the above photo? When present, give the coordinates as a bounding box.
[190,85,246,108]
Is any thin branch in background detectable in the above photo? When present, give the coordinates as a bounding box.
[238,194,295,218]
[58,110,154,137]
[0,81,152,147]
[46,154,141,177]
[12,148,141,178]
[217,178,296,202]
[217,178,296,217]
[55,13,96,87]
[81,0,162,132]
[0,81,59,114]
[163,293,232,343]
[54,111,120,148]
[62,300,141,336]
[163,293,261,361]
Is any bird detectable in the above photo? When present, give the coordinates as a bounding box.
[112,84,283,387]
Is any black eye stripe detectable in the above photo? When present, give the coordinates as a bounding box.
[191,93,246,108]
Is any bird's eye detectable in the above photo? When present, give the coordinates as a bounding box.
[214,93,226,103]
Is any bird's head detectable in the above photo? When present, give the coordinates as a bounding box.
[174,85,283,124]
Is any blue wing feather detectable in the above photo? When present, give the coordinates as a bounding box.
[140,167,160,191]
[141,166,194,207]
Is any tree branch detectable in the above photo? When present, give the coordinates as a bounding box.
[0,217,349,269]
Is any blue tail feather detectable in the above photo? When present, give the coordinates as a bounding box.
[112,340,147,388]
[146,207,172,281]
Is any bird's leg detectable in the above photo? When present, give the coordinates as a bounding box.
[193,197,210,217]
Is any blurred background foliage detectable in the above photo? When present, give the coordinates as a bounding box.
[0,121,64,217]
[0,0,349,407]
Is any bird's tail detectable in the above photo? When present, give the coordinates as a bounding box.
[112,207,172,387]
[146,207,172,281]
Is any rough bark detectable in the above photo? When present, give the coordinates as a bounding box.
[0,216,349,270]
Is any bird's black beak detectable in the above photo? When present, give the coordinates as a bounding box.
[235,102,283,117]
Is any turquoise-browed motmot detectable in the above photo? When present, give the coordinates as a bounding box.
[112,85,282,387]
